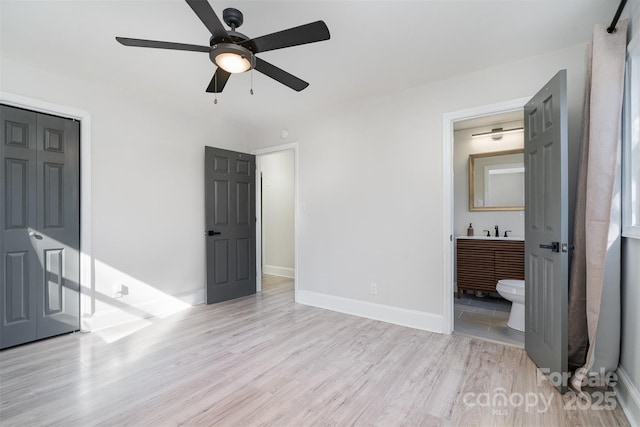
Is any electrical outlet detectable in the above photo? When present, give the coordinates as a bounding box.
[369,282,378,295]
[113,284,129,298]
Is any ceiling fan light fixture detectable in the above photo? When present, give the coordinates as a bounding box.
[211,43,255,74]
[215,52,251,73]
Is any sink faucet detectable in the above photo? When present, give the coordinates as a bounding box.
[483,229,491,237]
[504,230,512,237]
[495,225,499,237]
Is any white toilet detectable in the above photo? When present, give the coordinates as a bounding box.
[496,279,525,332]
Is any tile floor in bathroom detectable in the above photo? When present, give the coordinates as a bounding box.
[454,291,525,348]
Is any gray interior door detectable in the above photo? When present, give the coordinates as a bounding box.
[524,70,569,393]
[204,146,256,304]
[1,105,80,349]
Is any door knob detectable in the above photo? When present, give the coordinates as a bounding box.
[29,231,43,240]
[205,230,222,236]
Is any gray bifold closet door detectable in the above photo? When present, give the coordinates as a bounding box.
[1,104,80,349]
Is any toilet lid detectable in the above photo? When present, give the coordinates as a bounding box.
[497,279,525,296]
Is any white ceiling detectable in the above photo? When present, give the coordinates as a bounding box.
[0,0,618,127]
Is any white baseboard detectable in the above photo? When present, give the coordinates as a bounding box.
[87,288,205,332]
[296,290,444,333]
[263,265,295,278]
[615,366,640,427]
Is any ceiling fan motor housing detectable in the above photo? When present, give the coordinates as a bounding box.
[222,8,244,30]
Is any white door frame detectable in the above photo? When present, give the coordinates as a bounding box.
[252,143,299,296]
[1,91,93,332]
[441,97,529,334]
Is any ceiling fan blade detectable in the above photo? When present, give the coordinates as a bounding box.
[185,0,229,41]
[241,21,330,54]
[116,37,210,52]
[254,57,309,92]
[206,68,231,93]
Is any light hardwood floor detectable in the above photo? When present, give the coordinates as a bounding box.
[0,275,630,426]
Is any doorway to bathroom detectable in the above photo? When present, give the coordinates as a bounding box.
[448,106,526,347]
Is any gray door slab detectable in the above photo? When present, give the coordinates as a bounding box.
[524,70,569,393]
[34,112,80,339]
[1,105,39,348]
[204,146,256,304]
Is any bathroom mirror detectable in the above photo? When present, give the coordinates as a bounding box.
[469,149,524,211]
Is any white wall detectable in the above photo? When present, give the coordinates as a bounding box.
[260,150,295,278]
[248,43,588,329]
[0,58,249,330]
[454,120,525,239]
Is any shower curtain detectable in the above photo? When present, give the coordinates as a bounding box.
[568,20,628,393]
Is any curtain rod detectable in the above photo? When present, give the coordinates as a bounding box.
[607,0,627,34]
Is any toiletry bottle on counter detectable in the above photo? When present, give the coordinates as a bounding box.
[467,223,474,236]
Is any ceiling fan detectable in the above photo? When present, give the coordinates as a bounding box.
[116,0,330,96]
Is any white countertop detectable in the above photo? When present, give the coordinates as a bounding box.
[457,235,524,241]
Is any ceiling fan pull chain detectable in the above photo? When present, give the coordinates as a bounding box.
[250,68,254,95]
[214,72,218,104]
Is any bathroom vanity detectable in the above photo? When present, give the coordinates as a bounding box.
[456,237,525,298]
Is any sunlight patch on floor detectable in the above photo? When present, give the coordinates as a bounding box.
[94,318,154,344]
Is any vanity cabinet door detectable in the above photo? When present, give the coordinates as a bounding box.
[495,250,525,281]
[456,244,495,296]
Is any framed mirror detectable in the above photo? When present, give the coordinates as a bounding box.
[469,148,524,211]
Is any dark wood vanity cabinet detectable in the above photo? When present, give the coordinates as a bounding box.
[456,238,525,298]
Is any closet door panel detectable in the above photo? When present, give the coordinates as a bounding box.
[1,105,39,348]
[35,113,80,339]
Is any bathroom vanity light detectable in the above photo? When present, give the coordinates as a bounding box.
[471,127,524,139]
